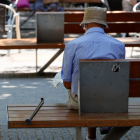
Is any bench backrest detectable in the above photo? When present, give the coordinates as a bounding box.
[64,11,140,33]
[36,11,140,42]
[78,59,140,115]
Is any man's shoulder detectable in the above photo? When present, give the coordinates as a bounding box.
[65,36,85,49]
[105,35,125,47]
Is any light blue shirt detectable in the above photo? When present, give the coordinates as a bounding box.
[61,27,125,95]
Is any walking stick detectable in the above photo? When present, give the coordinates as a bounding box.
[25,98,44,125]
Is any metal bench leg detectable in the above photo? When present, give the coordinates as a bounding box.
[102,127,132,140]
[20,12,35,28]
[75,127,82,140]
[38,49,64,75]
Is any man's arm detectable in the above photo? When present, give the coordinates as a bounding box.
[63,81,71,89]
[61,43,75,89]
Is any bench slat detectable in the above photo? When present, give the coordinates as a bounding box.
[8,110,77,114]
[7,104,140,128]
[86,119,140,127]
[8,119,86,128]
[65,23,140,33]
[7,103,67,107]
[8,106,70,111]
[9,112,78,118]
[65,12,140,22]
[1,38,140,49]
[130,81,140,97]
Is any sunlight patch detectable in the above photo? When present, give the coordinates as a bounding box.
[1,82,9,85]
[0,94,11,99]
[1,86,17,88]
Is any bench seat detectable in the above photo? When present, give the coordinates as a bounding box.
[0,37,140,49]
[7,102,140,128]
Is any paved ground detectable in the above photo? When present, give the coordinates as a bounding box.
[0,11,140,140]
[0,78,140,140]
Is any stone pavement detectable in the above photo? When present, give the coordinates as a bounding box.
[0,78,140,140]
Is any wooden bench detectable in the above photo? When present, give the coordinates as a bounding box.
[7,59,140,140]
[1,37,140,73]
[1,11,140,74]
[37,11,140,74]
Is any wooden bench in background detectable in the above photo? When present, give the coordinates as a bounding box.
[37,11,140,74]
[1,11,140,74]
[7,59,140,140]
[1,37,140,74]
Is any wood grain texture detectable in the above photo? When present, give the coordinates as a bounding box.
[130,62,140,78]
[129,81,140,97]
[1,38,140,50]
[7,103,140,128]
[65,11,140,22]
[8,106,70,111]
[65,23,140,33]
[8,103,67,107]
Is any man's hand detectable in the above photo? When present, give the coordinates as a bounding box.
[63,81,71,89]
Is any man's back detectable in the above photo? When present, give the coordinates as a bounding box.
[61,27,125,95]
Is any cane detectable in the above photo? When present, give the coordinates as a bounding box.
[25,98,44,125]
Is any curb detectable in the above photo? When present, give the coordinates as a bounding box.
[0,72,57,78]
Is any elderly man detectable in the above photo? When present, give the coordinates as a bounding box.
[61,7,125,140]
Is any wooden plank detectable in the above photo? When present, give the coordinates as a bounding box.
[8,106,70,111]
[8,110,77,114]
[1,38,140,49]
[86,119,140,127]
[65,23,140,33]
[107,11,140,22]
[8,103,67,107]
[129,61,140,97]
[129,81,140,97]
[9,112,78,118]
[7,104,140,128]
[130,62,140,78]
[8,102,140,107]
[8,115,140,128]
[65,12,84,22]
[8,119,86,128]
[8,112,140,118]
[64,11,140,22]
[105,23,140,33]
